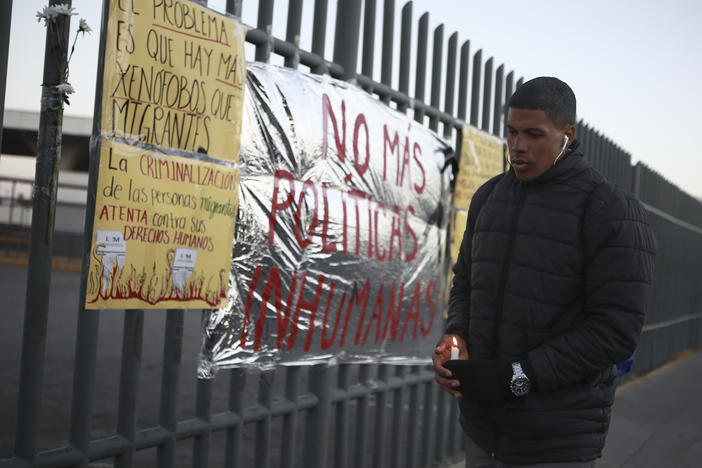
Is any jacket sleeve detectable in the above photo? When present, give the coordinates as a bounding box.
[446,178,499,341]
[525,184,657,392]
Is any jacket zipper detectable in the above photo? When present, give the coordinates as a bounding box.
[492,186,527,358]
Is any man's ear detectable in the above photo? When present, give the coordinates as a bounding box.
[564,125,576,147]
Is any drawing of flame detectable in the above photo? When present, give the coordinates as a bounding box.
[87,245,228,307]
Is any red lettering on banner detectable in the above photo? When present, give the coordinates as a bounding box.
[288,272,325,350]
[253,266,282,351]
[240,265,263,348]
[361,284,385,345]
[413,142,426,194]
[388,205,402,262]
[353,113,370,177]
[322,94,346,163]
[268,170,295,244]
[348,281,370,347]
[421,281,436,337]
[374,201,387,262]
[320,282,348,350]
[404,205,418,262]
[321,183,338,253]
[383,125,399,182]
[293,179,319,249]
[240,269,438,350]
[277,270,299,349]
[381,282,405,342]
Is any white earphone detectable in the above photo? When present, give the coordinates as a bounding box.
[553,135,569,166]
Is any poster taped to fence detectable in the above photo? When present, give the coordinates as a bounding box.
[100,0,246,162]
[444,125,505,303]
[198,63,454,376]
[85,140,239,309]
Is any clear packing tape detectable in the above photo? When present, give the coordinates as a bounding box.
[198,63,454,377]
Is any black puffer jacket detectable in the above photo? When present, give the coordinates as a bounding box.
[447,145,656,463]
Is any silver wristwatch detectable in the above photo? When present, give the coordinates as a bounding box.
[510,362,531,397]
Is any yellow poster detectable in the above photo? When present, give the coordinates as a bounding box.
[453,125,505,211]
[444,126,505,307]
[85,140,239,309]
[100,0,246,162]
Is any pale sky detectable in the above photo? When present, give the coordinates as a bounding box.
[6,0,702,199]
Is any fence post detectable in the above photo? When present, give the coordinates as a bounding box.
[333,0,362,82]
[0,0,11,152]
[302,364,334,468]
[14,0,72,462]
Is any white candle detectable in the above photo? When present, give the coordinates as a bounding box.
[450,336,459,360]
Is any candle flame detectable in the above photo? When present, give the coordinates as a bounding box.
[452,336,458,346]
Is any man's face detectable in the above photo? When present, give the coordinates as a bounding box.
[506,108,572,181]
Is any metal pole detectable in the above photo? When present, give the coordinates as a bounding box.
[0,0,12,154]
[469,49,482,127]
[14,0,72,461]
[333,0,362,82]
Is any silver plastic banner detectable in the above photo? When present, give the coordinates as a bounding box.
[198,63,453,377]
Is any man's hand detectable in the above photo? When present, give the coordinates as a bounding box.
[433,334,468,397]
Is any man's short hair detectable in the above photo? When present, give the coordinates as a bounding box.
[508,77,576,128]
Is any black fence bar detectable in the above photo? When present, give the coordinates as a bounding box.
[457,40,470,122]
[381,0,395,99]
[504,70,514,138]
[284,0,303,68]
[352,365,370,468]
[429,24,444,131]
[302,365,333,468]
[255,371,273,468]
[481,57,493,132]
[397,2,412,112]
[413,12,429,123]
[333,0,362,81]
[405,367,421,468]
[226,0,242,17]
[389,365,405,468]
[493,64,504,137]
[0,0,11,152]
[192,378,213,468]
[419,378,434,465]
[372,364,389,468]
[361,0,377,79]
[255,0,274,62]
[443,32,458,138]
[310,0,329,74]
[157,310,184,468]
[433,388,448,462]
[224,368,245,468]
[334,364,350,468]
[470,49,482,126]
[13,0,72,461]
[114,310,145,468]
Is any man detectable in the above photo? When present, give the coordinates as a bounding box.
[433,77,656,467]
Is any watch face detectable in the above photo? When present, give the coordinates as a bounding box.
[511,376,531,397]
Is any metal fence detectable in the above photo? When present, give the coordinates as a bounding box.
[1,0,702,467]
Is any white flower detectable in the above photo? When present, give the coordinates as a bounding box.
[56,82,75,95]
[36,4,78,23]
[78,18,91,34]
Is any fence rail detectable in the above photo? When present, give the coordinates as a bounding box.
[2,0,702,467]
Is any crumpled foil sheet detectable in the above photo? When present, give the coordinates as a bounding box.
[198,63,454,377]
